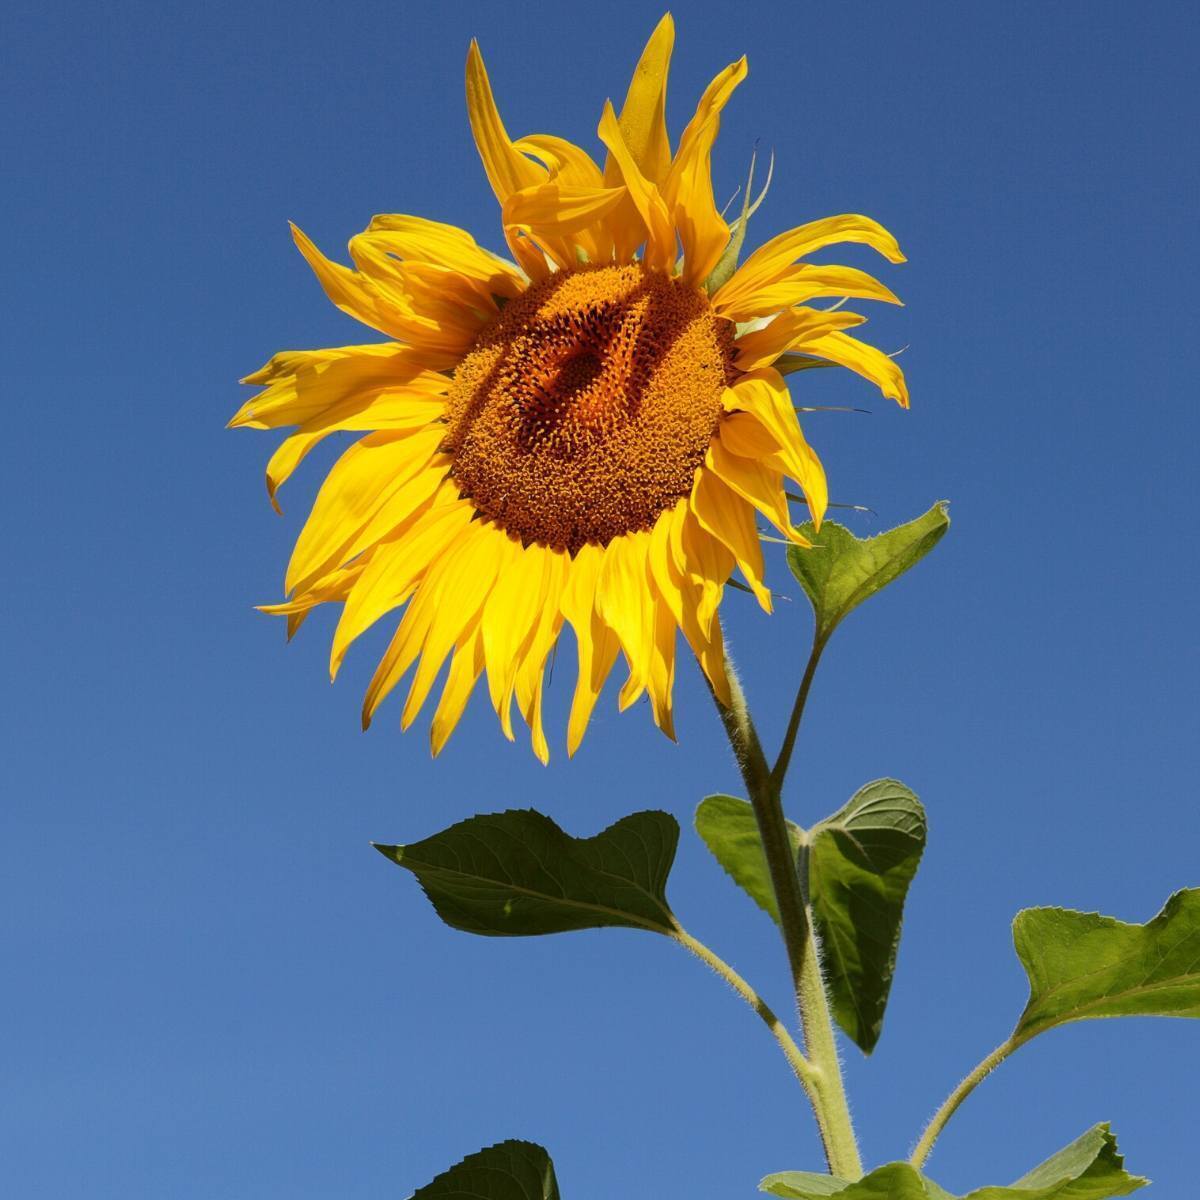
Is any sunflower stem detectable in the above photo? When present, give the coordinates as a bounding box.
[709,662,863,1179]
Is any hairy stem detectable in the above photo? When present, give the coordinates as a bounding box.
[910,1037,1017,1167]
[708,662,863,1179]
[672,927,816,1094]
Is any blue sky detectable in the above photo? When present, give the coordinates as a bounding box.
[3,0,1198,1195]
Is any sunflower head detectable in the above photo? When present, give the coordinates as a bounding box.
[230,15,908,762]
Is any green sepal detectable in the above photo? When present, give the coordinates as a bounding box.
[788,502,950,643]
[413,1140,559,1200]
[761,1123,1145,1199]
[1013,888,1200,1041]
[374,808,679,937]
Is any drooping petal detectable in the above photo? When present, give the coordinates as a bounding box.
[800,330,910,407]
[706,436,810,544]
[674,504,733,638]
[594,529,656,708]
[560,544,623,757]
[690,467,771,611]
[480,536,548,740]
[430,626,486,756]
[284,427,448,596]
[399,522,508,731]
[722,370,829,525]
[331,492,475,676]
[514,550,569,763]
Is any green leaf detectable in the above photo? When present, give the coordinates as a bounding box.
[761,1123,1144,1199]
[374,809,679,937]
[787,502,950,642]
[694,783,925,1054]
[1013,888,1200,1042]
[413,1140,559,1200]
[694,794,801,925]
[808,779,926,1053]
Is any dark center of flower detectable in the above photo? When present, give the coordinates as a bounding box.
[444,263,736,554]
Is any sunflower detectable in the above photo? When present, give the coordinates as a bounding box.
[231,15,907,762]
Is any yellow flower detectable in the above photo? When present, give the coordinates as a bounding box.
[231,16,907,762]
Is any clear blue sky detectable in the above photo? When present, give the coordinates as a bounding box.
[3,1,1197,1196]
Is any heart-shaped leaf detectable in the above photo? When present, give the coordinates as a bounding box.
[788,502,950,642]
[694,793,802,925]
[695,781,924,1054]
[1013,888,1200,1042]
[375,809,679,937]
[413,1140,559,1200]
[808,779,926,1053]
[761,1123,1144,1199]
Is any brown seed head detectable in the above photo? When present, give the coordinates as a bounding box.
[445,263,735,553]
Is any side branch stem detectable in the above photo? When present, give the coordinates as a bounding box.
[910,1037,1017,1168]
[772,633,826,789]
[672,927,816,1094]
[708,662,862,1179]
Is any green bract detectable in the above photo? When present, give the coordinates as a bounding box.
[788,502,950,642]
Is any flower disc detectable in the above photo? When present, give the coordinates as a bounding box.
[445,263,735,553]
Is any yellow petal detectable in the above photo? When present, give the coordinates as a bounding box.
[290,224,413,343]
[230,343,445,430]
[663,57,748,286]
[400,522,506,731]
[714,262,901,322]
[674,504,733,637]
[504,183,628,237]
[331,494,474,676]
[801,331,910,408]
[561,544,622,756]
[734,308,866,372]
[690,467,771,612]
[606,13,675,187]
[647,595,677,740]
[594,530,656,708]
[430,627,486,756]
[722,370,829,526]
[707,436,811,543]
[515,550,569,764]
[465,41,546,204]
[480,536,547,740]
[265,432,323,513]
[715,213,905,313]
[284,427,447,596]
[362,214,525,296]
[597,101,675,271]
[646,502,731,707]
